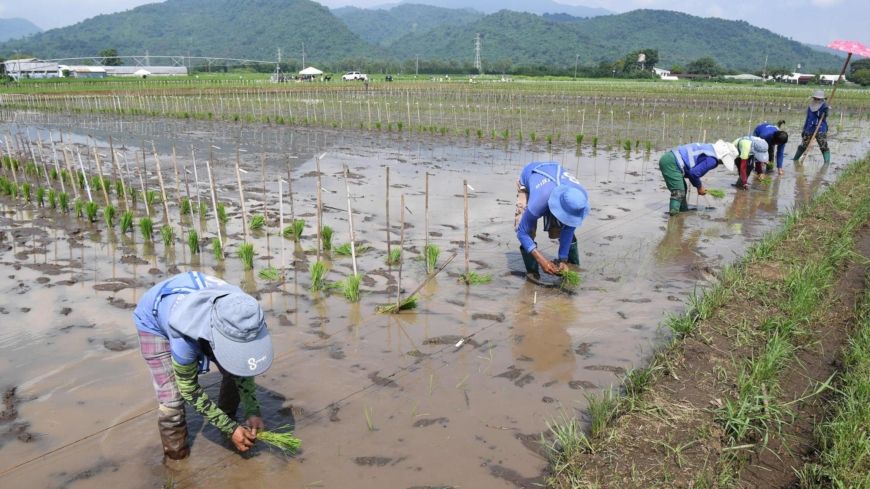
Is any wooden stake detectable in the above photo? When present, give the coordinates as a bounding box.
[150,144,171,224]
[76,147,93,203]
[93,146,111,207]
[463,179,469,278]
[424,171,430,271]
[235,145,249,241]
[4,135,20,191]
[344,165,358,276]
[206,156,223,258]
[171,146,182,209]
[385,166,391,258]
[59,135,80,201]
[279,179,285,273]
[134,152,149,217]
[314,153,323,260]
[397,193,405,307]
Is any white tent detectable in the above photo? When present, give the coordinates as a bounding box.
[134,68,152,77]
[299,66,323,76]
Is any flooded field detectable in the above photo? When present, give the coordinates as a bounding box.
[1,109,868,489]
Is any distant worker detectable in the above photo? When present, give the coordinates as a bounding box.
[659,140,738,215]
[753,120,788,175]
[514,162,589,282]
[732,136,769,189]
[793,90,830,164]
[134,272,274,460]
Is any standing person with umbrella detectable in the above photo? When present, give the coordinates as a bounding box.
[792,90,831,164]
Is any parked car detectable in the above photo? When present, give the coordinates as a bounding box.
[342,71,368,81]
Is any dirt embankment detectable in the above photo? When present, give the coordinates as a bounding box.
[548,154,870,488]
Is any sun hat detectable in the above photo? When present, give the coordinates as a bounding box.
[811,90,826,99]
[750,137,769,163]
[548,184,589,228]
[712,140,738,172]
[210,292,273,376]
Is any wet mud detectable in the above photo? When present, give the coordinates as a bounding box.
[0,110,867,488]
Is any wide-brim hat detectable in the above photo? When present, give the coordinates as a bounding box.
[751,138,770,163]
[210,292,273,376]
[811,89,826,100]
[548,185,588,228]
[713,140,738,172]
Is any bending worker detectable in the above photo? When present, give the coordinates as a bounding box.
[659,140,738,216]
[753,121,788,175]
[515,161,589,281]
[793,90,831,164]
[134,272,274,460]
[732,135,769,189]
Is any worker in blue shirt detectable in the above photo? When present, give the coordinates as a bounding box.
[514,162,589,281]
[658,140,737,216]
[753,120,788,175]
[793,90,831,164]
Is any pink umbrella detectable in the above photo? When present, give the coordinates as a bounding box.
[798,39,867,164]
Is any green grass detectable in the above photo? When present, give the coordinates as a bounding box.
[460,271,492,285]
[103,204,116,227]
[238,242,255,270]
[309,260,328,291]
[425,244,440,273]
[139,217,153,239]
[217,202,228,224]
[321,226,334,251]
[250,214,266,230]
[256,425,301,454]
[258,266,280,281]
[187,229,200,254]
[707,188,726,199]
[586,389,618,438]
[560,269,581,290]
[85,201,99,222]
[120,210,134,233]
[377,295,419,314]
[283,219,305,241]
[386,248,401,265]
[161,225,174,247]
[212,238,223,261]
[342,274,362,302]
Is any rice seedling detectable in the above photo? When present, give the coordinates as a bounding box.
[139,217,154,239]
[386,248,401,265]
[198,202,208,216]
[334,243,370,256]
[61,169,71,185]
[49,168,58,180]
[250,214,266,231]
[20,183,31,202]
[342,274,361,302]
[85,201,99,222]
[77,171,86,189]
[114,180,125,198]
[592,136,599,148]
[120,210,134,233]
[424,244,440,273]
[321,226,334,251]
[180,197,192,215]
[59,192,69,212]
[74,199,84,218]
[146,190,158,208]
[707,188,726,199]
[560,269,581,290]
[48,189,57,209]
[460,271,492,285]
[309,260,327,291]
[283,219,305,241]
[376,294,419,314]
[623,140,632,152]
[256,425,301,454]
[90,176,104,192]
[35,187,45,207]
[576,134,584,146]
[103,204,116,227]
[258,266,280,281]
[161,225,174,247]
[187,229,200,254]
[212,238,223,261]
[217,202,228,224]
[238,242,255,270]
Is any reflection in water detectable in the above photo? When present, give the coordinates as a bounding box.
[511,286,576,382]
[653,216,703,267]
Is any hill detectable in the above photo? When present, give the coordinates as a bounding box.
[333,4,484,47]
[385,9,843,72]
[0,18,42,42]
[397,0,611,17]
[0,0,375,63]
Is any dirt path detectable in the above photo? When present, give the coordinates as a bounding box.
[548,154,870,488]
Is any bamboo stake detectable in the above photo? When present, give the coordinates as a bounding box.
[191,146,204,234]
[4,135,20,191]
[43,133,65,194]
[113,149,130,212]
[396,193,406,308]
[76,147,93,203]
[385,166,391,258]
[314,153,323,260]
[36,135,52,190]
[60,135,80,200]
[279,179,285,273]
[135,152,149,217]
[424,172,430,268]
[286,156,297,222]
[93,147,111,207]
[108,136,119,196]
[206,156,223,258]
[463,179,469,277]
[260,154,270,264]
[344,165,358,276]
[150,144,171,224]
[235,146,249,242]
[170,146,183,213]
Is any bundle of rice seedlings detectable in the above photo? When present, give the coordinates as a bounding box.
[74,199,84,218]
[250,214,266,230]
[460,271,492,285]
[560,269,581,290]
[342,274,361,302]
[258,266,280,281]
[212,238,223,261]
[20,183,31,202]
[85,201,99,222]
[377,294,419,314]
[309,261,327,291]
[103,204,116,227]
[35,187,45,207]
[180,197,192,215]
[386,248,401,265]
[256,425,301,454]
[424,244,440,272]
[706,188,726,199]
[59,192,70,213]
[282,219,305,241]
[217,202,228,224]
[120,210,134,233]
[140,217,154,239]
[321,226,334,251]
[238,243,255,270]
[187,229,200,254]
[48,189,57,209]
[161,225,174,247]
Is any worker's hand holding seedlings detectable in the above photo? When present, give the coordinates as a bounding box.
[658,140,738,216]
[515,162,589,282]
[133,272,274,460]
[732,136,770,189]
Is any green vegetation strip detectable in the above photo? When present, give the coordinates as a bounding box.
[547,153,870,488]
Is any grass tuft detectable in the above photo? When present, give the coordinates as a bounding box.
[139,217,153,240]
[309,260,328,291]
[238,242,255,270]
[283,219,304,241]
[386,248,401,265]
[187,229,200,254]
[425,244,440,273]
[321,226,334,251]
[217,202,228,224]
[85,201,99,222]
[707,188,726,199]
[120,210,134,233]
[212,238,223,261]
[342,274,362,302]
[103,204,116,228]
[161,225,174,247]
[250,214,266,231]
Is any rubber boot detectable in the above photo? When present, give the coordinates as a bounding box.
[792,145,806,162]
[218,374,241,419]
[822,150,831,164]
[520,245,539,277]
[567,238,580,266]
[158,405,190,460]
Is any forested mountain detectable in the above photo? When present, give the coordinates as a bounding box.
[0,18,42,42]
[0,0,375,62]
[396,0,611,17]
[334,4,483,47]
[386,9,843,72]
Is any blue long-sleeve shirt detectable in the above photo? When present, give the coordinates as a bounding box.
[684,155,718,189]
[516,162,588,260]
[802,103,828,134]
[753,122,786,169]
[671,143,720,189]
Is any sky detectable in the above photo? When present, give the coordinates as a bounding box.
[0,0,864,46]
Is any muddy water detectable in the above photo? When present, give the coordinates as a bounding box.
[1,112,868,489]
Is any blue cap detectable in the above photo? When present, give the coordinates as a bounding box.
[548,185,589,228]
[210,293,273,376]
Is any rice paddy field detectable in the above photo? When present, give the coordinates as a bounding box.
[0,77,868,488]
